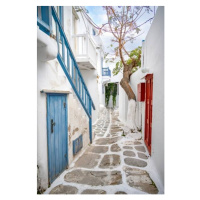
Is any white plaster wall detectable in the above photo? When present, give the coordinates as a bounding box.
[146,7,164,187]
[129,6,164,186]
[101,84,106,106]
[63,7,73,46]
[80,69,100,124]
[129,69,146,135]
[118,80,128,124]
[63,7,102,125]
[67,92,90,165]
[106,58,122,84]
[37,29,92,191]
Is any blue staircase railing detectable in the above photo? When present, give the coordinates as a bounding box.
[37,6,95,143]
[102,67,111,77]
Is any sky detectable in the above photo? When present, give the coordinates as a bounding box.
[85,6,157,54]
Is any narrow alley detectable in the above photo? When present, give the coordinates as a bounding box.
[44,108,162,194]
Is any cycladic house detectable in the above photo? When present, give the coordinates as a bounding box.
[37,6,104,191]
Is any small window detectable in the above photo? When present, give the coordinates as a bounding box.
[92,29,96,36]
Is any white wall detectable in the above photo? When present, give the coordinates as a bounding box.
[80,69,99,124]
[38,7,105,191]
[74,7,103,124]
[118,81,128,124]
[129,7,164,186]
[63,7,74,47]
[37,26,92,191]
[146,7,164,186]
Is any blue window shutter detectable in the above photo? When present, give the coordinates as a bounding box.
[41,6,50,25]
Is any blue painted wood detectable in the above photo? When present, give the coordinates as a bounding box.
[89,98,92,143]
[102,67,111,77]
[62,36,65,63]
[47,94,68,184]
[37,6,95,110]
[41,6,50,25]
[72,60,74,81]
[38,6,96,145]
[49,7,52,34]
[67,49,69,72]
[57,54,91,118]
[75,69,77,88]
[51,6,95,110]
[73,134,83,155]
[37,18,50,35]
[82,82,84,101]
[56,24,59,54]
[59,6,63,27]
[78,74,81,95]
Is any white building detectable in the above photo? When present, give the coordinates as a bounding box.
[101,57,122,108]
[119,6,164,187]
[37,6,104,192]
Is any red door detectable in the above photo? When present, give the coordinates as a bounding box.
[145,74,153,155]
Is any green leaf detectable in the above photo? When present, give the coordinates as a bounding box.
[116,62,119,68]
[126,58,132,65]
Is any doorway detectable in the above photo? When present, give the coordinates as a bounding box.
[47,94,68,184]
[145,74,153,155]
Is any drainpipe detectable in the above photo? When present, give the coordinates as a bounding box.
[141,40,149,73]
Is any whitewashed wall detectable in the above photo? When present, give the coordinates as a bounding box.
[127,6,164,186]
[37,54,91,191]
[74,7,103,124]
[37,9,94,190]
[80,69,100,124]
[118,81,128,124]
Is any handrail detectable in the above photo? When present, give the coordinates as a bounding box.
[37,7,95,116]
[51,7,95,111]
[37,6,94,143]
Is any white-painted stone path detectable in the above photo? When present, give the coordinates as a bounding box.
[44,108,164,194]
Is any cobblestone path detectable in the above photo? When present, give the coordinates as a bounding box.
[44,109,159,194]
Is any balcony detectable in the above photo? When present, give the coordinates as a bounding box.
[102,67,111,77]
[72,34,97,70]
[37,6,95,122]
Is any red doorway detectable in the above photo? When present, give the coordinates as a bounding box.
[145,74,153,155]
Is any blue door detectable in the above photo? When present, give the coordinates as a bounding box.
[47,94,68,184]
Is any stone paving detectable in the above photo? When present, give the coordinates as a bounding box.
[45,108,159,195]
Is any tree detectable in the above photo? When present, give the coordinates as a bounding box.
[100,6,153,100]
[79,6,154,130]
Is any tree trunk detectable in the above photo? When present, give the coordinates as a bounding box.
[118,45,136,101]
[120,69,136,100]
[118,44,138,131]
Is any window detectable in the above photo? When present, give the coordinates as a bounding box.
[37,6,50,26]
[92,29,96,36]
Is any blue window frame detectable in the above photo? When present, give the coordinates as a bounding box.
[37,6,51,35]
[92,29,96,36]
[37,6,64,36]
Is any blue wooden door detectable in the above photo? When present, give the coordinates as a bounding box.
[47,94,68,184]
